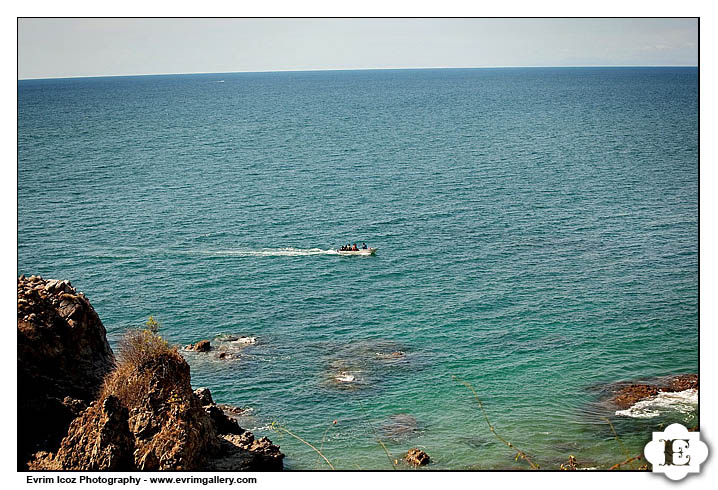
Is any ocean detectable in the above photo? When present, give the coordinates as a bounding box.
[18,67,698,470]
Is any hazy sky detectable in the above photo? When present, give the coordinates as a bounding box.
[18,18,698,79]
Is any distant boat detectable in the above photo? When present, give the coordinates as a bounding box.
[336,248,377,256]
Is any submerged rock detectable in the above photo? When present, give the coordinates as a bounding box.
[380,414,420,441]
[376,350,406,360]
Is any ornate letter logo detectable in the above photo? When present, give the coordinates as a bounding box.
[644,423,708,480]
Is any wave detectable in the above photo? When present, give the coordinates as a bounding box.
[199,247,340,257]
[615,389,698,419]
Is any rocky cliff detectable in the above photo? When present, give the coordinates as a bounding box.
[18,275,283,471]
[18,275,115,468]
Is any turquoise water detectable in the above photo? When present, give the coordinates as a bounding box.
[18,68,698,470]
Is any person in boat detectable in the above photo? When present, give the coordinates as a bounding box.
[362,242,367,249]
[352,243,359,251]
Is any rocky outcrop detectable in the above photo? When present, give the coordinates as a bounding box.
[611,374,698,409]
[405,448,430,467]
[18,275,115,468]
[185,340,211,352]
[194,388,243,436]
[194,387,214,406]
[32,349,284,470]
[194,387,284,469]
[19,275,283,471]
[209,433,284,471]
[111,350,221,470]
[30,395,135,470]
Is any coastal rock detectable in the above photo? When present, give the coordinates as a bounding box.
[194,387,214,406]
[111,351,220,470]
[188,340,211,352]
[97,347,280,470]
[217,404,248,416]
[19,275,283,471]
[205,405,244,435]
[667,374,698,392]
[405,448,430,467]
[30,395,136,471]
[209,433,284,471]
[610,374,699,409]
[193,387,244,435]
[612,385,661,409]
[17,275,115,469]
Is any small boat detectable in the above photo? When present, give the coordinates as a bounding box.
[336,248,377,256]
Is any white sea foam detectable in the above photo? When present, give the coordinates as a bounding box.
[335,372,356,383]
[615,389,698,419]
[232,336,257,345]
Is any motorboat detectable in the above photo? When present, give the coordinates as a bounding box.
[336,248,377,256]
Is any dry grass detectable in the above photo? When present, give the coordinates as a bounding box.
[117,327,177,368]
[100,323,181,409]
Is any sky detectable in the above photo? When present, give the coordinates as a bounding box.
[17,18,698,79]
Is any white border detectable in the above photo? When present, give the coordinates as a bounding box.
[6,4,711,489]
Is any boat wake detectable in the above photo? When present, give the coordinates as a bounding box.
[615,389,698,419]
[199,247,340,257]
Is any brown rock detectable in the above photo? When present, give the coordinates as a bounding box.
[18,275,283,472]
[31,395,135,471]
[208,433,284,471]
[17,275,115,469]
[114,352,220,470]
[612,384,661,409]
[405,448,430,467]
[611,374,698,409]
[193,340,211,352]
[667,374,698,392]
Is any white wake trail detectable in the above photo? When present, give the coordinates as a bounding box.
[199,247,339,257]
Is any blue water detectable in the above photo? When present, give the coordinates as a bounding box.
[18,67,698,470]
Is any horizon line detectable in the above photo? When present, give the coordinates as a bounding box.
[18,64,698,81]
